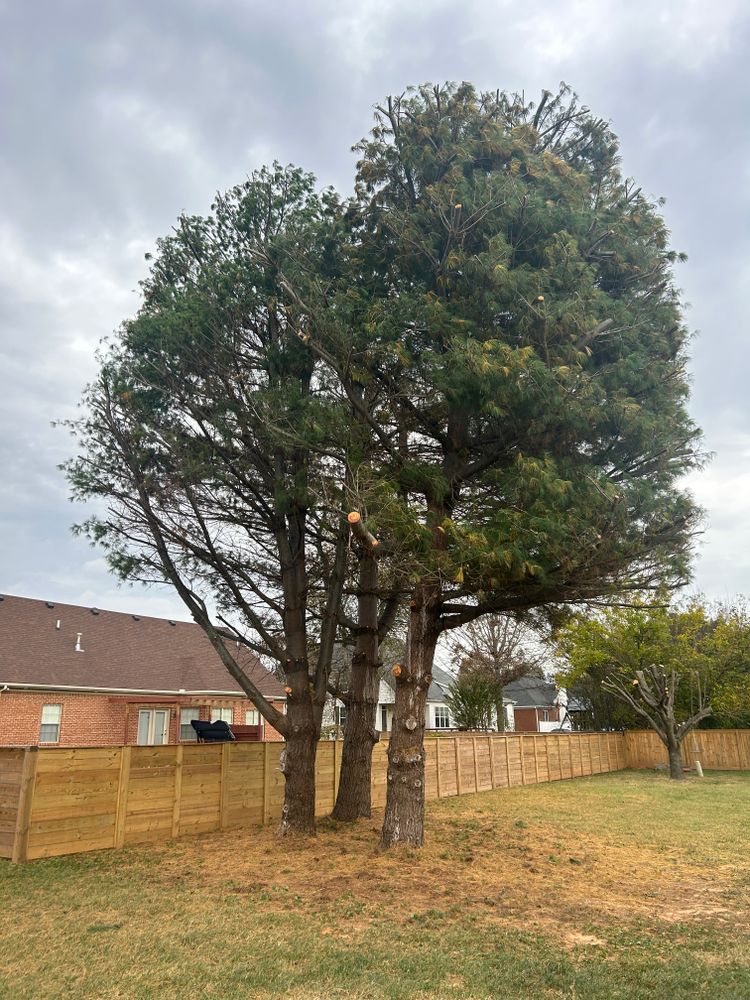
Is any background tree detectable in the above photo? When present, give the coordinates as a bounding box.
[341,81,702,844]
[564,672,638,731]
[704,600,750,729]
[556,601,717,778]
[445,672,498,730]
[449,614,548,729]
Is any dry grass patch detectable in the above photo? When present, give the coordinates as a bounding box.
[150,769,750,938]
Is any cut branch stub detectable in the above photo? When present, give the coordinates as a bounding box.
[347,511,380,551]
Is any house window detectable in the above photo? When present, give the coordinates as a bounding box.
[245,709,259,726]
[137,709,170,746]
[434,705,451,730]
[211,707,233,724]
[380,706,389,732]
[335,705,347,728]
[40,704,62,743]
[541,709,549,722]
[180,707,200,741]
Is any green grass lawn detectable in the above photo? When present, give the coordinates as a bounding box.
[1,770,749,999]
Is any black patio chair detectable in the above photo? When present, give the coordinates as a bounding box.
[190,719,236,743]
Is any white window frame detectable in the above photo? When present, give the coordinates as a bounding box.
[335,704,347,728]
[541,709,549,722]
[245,709,259,726]
[40,704,62,744]
[433,705,451,730]
[137,708,170,746]
[210,707,233,724]
[179,707,200,741]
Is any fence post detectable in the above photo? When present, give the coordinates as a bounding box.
[505,737,512,787]
[114,746,131,850]
[435,740,442,799]
[219,743,231,830]
[172,745,184,838]
[532,736,540,783]
[472,737,480,792]
[11,747,39,864]
[454,738,462,795]
[487,736,496,788]
[520,736,526,784]
[262,742,271,825]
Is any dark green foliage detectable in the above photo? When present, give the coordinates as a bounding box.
[341,82,702,620]
[64,165,357,816]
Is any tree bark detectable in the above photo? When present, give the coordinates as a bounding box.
[331,658,379,820]
[495,690,505,732]
[381,581,441,848]
[332,517,381,821]
[666,731,684,781]
[279,691,319,835]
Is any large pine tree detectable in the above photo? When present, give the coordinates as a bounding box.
[332,83,702,845]
[66,165,354,834]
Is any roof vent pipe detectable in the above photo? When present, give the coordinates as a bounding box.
[75,633,84,652]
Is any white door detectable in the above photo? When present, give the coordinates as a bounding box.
[137,709,170,745]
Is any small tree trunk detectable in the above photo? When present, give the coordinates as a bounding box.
[279,676,319,836]
[495,689,505,733]
[381,582,440,848]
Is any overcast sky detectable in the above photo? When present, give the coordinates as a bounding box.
[1,0,748,621]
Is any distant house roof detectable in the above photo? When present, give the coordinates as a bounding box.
[503,676,560,708]
[428,664,456,703]
[379,662,477,705]
[0,594,284,698]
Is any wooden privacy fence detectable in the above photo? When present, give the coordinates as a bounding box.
[1,732,624,863]
[625,729,750,771]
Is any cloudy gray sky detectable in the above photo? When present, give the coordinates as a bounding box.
[1,0,748,620]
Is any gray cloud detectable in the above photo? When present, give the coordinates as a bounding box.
[1,0,748,616]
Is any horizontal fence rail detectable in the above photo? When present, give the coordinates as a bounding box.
[2,731,623,862]
[624,729,750,771]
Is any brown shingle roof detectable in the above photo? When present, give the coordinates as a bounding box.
[0,594,284,698]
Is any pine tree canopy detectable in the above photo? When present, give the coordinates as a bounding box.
[317,82,703,627]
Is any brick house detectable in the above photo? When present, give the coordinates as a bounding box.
[503,676,570,732]
[0,594,286,747]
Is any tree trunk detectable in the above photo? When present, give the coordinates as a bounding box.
[331,661,379,820]
[332,534,380,821]
[495,689,505,733]
[278,672,320,836]
[666,732,684,781]
[381,582,441,848]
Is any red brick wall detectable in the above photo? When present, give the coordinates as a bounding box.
[0,690,285,747]
[513,706,560,732]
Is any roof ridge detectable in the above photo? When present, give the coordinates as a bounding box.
[0,592,195,626]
